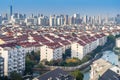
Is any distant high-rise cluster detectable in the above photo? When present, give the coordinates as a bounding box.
[0,5,119,26]
[0,13,118,26]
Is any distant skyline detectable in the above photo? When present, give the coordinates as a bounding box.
[0,0,120,16]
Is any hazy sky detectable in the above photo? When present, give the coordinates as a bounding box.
[0,0,120,16]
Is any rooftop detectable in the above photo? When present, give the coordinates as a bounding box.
[90,58,112,80]
[36,68,75,80]
[99,69,120,80]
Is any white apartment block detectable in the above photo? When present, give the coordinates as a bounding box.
[0,44,26,76]
[71,41,89,60]
[95,33,107,46]
[71,35,107,60]
[18,42,42,53]
[116,38,120,48]
[40,43,63,61]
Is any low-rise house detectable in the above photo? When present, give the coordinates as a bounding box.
[99,66,120,80]
[90,59,112,80]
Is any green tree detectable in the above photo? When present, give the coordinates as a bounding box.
[36,63,45,68]
[107,35,115,44]
[116,34,120,38]
[10,71,22,80]
[63,48,71,60]
[25,58,35,74]
[4,76,9,80]
[71,70,84,80]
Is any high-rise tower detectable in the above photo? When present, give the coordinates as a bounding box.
[10,5,12,16]
[10,0,13,17]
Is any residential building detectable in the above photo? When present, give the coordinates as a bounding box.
[0,56,4,78]
[116,38,120,48]
[49,16,55,26]
[71,35,98,60]
[90,59,112,80]
[71,40,88,60]
[99,66,120,80]
[0,43,26,76]
[33,68,75,80]
[40,42,63,61]
[115,14,120,24]
[0,15,2,24]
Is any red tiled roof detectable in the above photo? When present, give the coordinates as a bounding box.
[18,42,42,48]
[45,42,62,49]
[60,40,71,45]
[77,40,86,46]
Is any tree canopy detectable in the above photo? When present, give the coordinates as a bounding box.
[71,70,84,80]
[10,71,22,80]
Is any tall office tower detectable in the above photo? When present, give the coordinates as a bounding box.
[54,15,58,26]
[98,16,102,24]
[64,15,69,25]
[2,13,8,21]
[44,16,49,26]
[69,16,75,25]
[10,5,13,17]
[49,15,55,26]
[38,16,49,26]
[20,14,26,19]
[88,16,92,24]
[38,16,44,25]
[83,15,88,24]
[57,15,64,26]
[74,14,80,19]
[115,14,120,24]
[56,16,60,26]
[104,16,109,24]
[91,16,95,24]
[73,14,81,25]
[0,15,2,24]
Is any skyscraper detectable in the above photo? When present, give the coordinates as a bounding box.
[115,14,120,24]
[64,15,69,25]
[49,15,55,26]
[10,5,13,17]
[0,15,2,24]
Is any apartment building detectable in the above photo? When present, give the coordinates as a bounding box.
[71,35,99,60]
[0,56,4,78]
[0,43,26,76]
[40,42,63,61]
[116,38,120,48]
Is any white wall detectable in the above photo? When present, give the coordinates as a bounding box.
[0,47,8,76]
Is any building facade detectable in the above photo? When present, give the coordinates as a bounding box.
[0,44,26,76]
[0,56,4,78]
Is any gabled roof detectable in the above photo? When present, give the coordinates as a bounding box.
[45,42,62,49]
[99,69,120,80]
[37,68,75,80]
